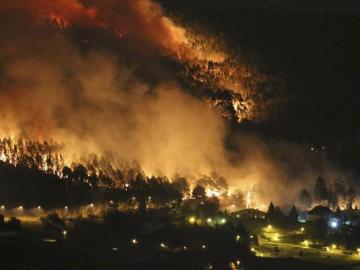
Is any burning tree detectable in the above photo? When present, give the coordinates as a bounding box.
[196,174,228,198]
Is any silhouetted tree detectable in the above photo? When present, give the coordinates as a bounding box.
[314,177,327,203]
[130,174,148,213]
[327,183,339,210]
[196,196,220,217]
[299,189,312,209]
[72,164,88,185]
[62,166,72,180]
[288,205,299,222]
[172,175,189,196]
[0,215,5,230]
[267,202,275,216]
[192,185,206,200]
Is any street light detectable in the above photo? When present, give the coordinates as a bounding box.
[330,221,338,228]
[273,233,279,241]
[189,216,196,224]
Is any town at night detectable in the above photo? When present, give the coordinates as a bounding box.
[0,1,360,269]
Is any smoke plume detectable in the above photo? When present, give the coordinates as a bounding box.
[0,0,225,62]
[0,1,348,208]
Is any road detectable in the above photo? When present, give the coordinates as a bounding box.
[252,227,360,269]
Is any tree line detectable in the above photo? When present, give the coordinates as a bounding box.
[298,177,356,210]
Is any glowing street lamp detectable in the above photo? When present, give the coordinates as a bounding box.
[131,238,138,245]
[202,244,206,249]
[189,216,196,224]
[18,205,23,210]
[0,205,4,210]
[89,203,94,207]
[267,225,272,229]
[300,227,305,232]
[62,230,67,239]
[160,242,166,248]
[220,218,226,224]
[207,218,212,223]
[331,244,337,249]
[236,235,240,241]
[37,206,41,210]
[273,233,279,241]
[330,221,338,228]
[64,206,68,210]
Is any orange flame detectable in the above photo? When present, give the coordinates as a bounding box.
[4,0,224,63]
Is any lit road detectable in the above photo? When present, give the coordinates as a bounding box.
[253,227,360,269]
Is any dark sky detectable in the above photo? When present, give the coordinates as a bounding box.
[160,0,360,173]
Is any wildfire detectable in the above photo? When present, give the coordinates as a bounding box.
[1,0,275,122]
[206,188,221,198]
[47,12,70,29]
[14,0,225,64]
[246,190,253,209]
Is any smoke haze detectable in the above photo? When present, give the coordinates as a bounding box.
[0,1,348,207]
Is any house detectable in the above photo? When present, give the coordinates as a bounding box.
[308,205,332,221]
[232,208,267,220]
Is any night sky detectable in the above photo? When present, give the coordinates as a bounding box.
[162,0,360,175]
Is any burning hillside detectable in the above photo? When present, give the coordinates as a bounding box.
[0,0,352,209]
[0,0,272,175]
[0,0,281,123]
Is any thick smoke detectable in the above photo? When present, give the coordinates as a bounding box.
[0,0,225,62]
[0,23,230,177]
[227,133,344,206]
[0,1,348,208]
